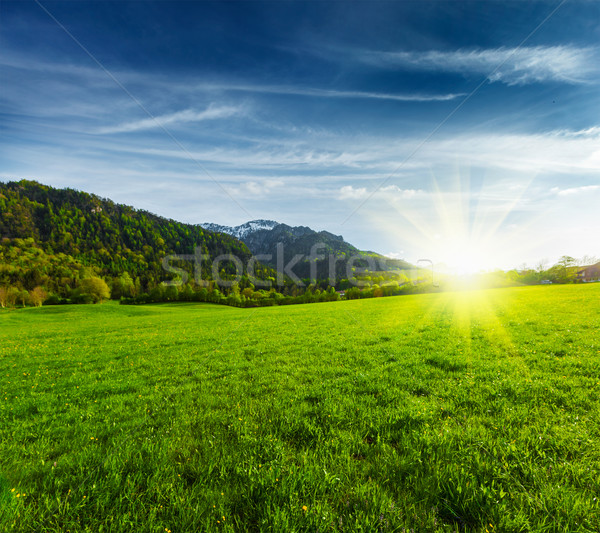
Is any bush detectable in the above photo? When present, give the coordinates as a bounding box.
[44,294,69,305]
[78,277,111,303]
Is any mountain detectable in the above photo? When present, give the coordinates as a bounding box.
[202,220,412,281]
[203,220,280,240]
[0,180,275,291]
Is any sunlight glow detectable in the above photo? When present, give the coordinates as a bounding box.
[370,165,538,272]
[436,237,493,275]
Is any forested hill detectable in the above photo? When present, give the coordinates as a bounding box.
[0,180,272,289]
[203,220,413,280]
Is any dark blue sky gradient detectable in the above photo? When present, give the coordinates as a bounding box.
[1,1,599,268]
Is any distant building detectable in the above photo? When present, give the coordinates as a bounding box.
[577,262,600,283]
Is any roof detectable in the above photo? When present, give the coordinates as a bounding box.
[578,261,600,273]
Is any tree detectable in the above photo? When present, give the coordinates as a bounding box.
[7,286,20,307]
[79,277,110,303]
[133,277,142,297]
[555,256,577,283]
[535,259,549,273]
[327,286,339,301]
[180,284,194,301]
[0,287,7,308]
[580,255,599,266]
[29,286,47,307]
[149,284,165,302]
[558,256,576,268]
[164,285,179,301]
[19,289,29,307]
[112,272,135,299]
[230,282,240,297]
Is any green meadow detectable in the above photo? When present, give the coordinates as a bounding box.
[1,284,599,532]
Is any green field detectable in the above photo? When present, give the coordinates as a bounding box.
[1,285,599,532]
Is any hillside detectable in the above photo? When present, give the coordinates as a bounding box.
[0,180,274,291]
[203,220,413,281]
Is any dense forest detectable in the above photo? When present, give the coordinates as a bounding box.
[0,179,265,280]
[0,180,278,304]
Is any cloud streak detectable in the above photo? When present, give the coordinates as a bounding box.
[359,45,598,85]
[0,55,463,106]
[552,185,600,196]
[97,105,242,134]
[203,83,464,102]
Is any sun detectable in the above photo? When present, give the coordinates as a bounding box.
[437,235,500,275]
[366,167,535,274]
[440,239,488,275]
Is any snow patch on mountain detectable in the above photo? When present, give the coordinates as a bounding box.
[202,219,280,239]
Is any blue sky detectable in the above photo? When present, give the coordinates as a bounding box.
[1,0,599,270]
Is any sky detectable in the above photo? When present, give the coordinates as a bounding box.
[1,0,599,272]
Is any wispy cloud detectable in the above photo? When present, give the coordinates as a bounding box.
[359,45,598,85]
[101,125,600,176]
[204,83,464,102]
[553,126,600,138]
[551,185,600,196]
[0,55,462,105]
[97,105,242,134]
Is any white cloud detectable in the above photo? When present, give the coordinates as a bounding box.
[97,105,242,134]
[360,45,598,85]
[340,185,368,200]
[227,179,284,197]
[384,252,406,260]
[380,185,423,199]
[553,185,600,196]
[340,184,424,201]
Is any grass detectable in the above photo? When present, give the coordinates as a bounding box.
[1,284,599,532]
